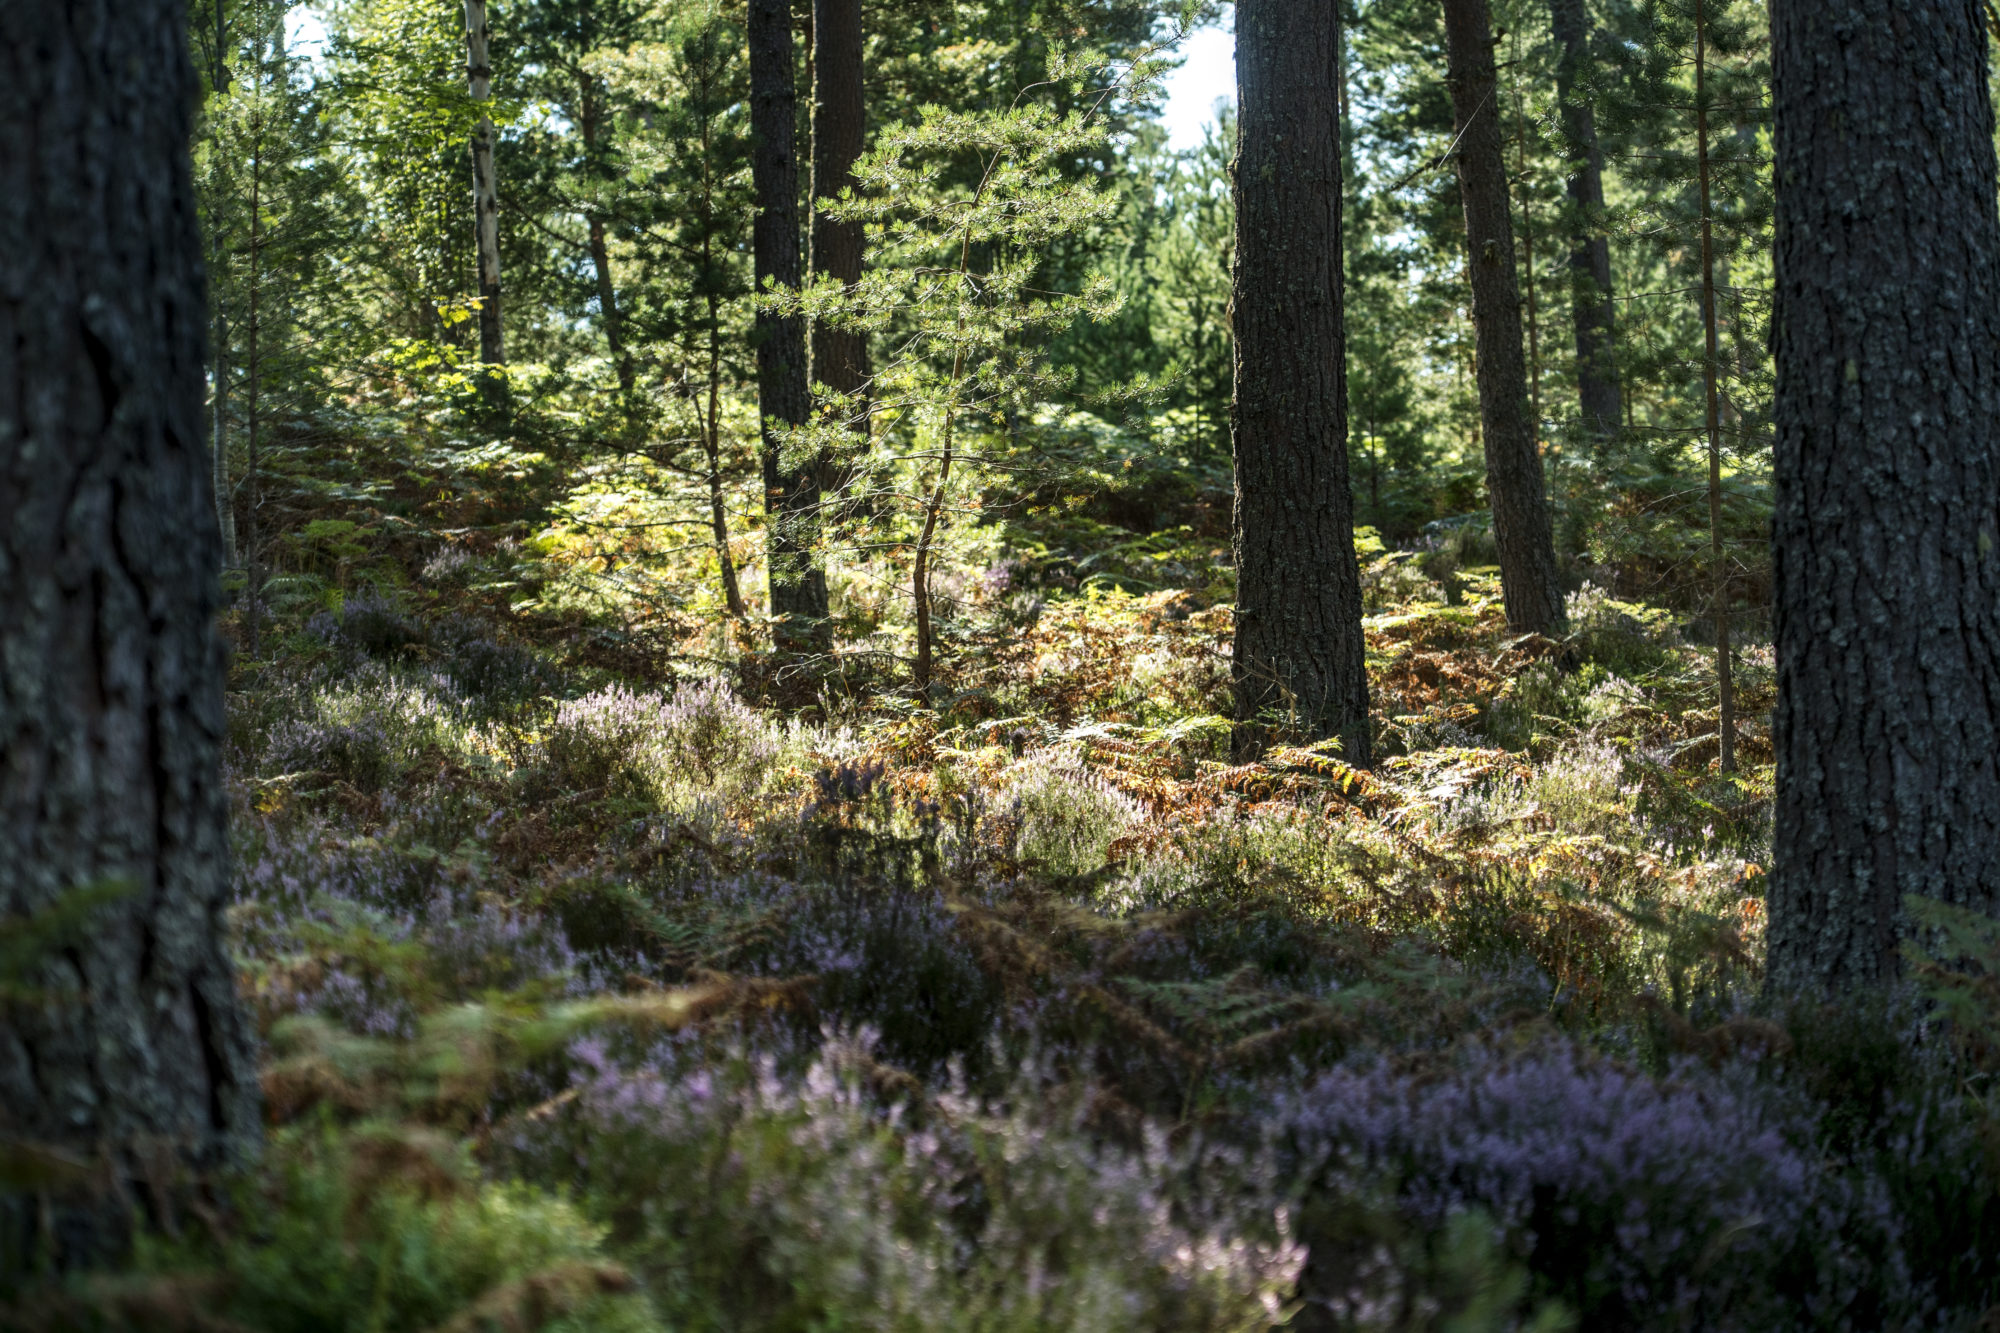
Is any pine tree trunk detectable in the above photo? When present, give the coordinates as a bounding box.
[1230,0,1371,764]
[586,216,631,394]
[1443,0,1565,635]
[750,0,831,649]
[706,309,747,623]
[212,316,235,565]
[464,0,504,366]
[1549,0,1623,442]
[1766,0,2000,992]
[1693,0,1735,775]
[810,0,869,428]
[0,0,260,1272]
[577,88,632,397]
[245,56,266,662]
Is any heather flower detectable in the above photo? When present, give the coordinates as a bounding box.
[1004,754,1143,878]
[1289,1042,1828,1329]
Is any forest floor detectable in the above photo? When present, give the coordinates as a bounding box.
[33,473,2000,1333]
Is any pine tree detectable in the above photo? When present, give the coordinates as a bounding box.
[1441,0,1566,634]
[751,0,832,647]
[1230,0,1372,761]
[811,0,871,431]
[768,34,1172,690]
[0,0,259,1271]
[1766,0,2000,991]
[1550,0,1624,442]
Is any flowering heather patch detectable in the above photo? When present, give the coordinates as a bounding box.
[654,674,780,797]
[263,713,398,791]
[307,586,429,662]
[1003,753,1144,877]
[523,685,664,805]
[107,505,1995,1330]
[1285,1040,2000,1330]
[520,1035,1303,1333]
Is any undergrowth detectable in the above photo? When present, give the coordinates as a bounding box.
[11,500,1997,1333]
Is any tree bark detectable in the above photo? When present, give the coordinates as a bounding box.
[1230,0,1371,764]
[1443,0,1565,635]
[464,0,504,365]
[0,0,260,1272]
[1549,0,1623,443]
[245,78,265,662]
[1766,0,2000,993]
[750,0,831,649]
[700,123,746,622]
[1694,0,1735,774]
[576,83,632,396]
[810,0,869,425]
[207,1,236,567]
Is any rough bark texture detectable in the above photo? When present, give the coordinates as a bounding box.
[464,0,504,365]
[810,0,869,412]
[1549,0,1623,441]
[1766,0,2000,993]
[751,0,831,647]
[1444,0,1565,634]
[0,0,260,1272]
[1230,0,1371,764]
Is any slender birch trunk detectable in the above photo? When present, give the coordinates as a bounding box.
[699,105,746,622]
[464,0,503,365]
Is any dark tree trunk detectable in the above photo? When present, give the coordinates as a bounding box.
[1230,0,1371,764]
[1444,0,1565,634]
[586,216,631,394]
[1766,0,2000,993]
[750,0,831,649]
[576,84,633,396]
[1693,0,1736,774]
[810,0,869,424]
[0,0,260,1272]
[1549,0,1623,442]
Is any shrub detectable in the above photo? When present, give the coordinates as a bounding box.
[1284,1039,1995,1331]
[1482,664,1578,752]
[1563,583,1673,678]
[435,616,558,716]
[525,687,662,806]
[1524,741,1628,834]
[264,715,397,791]
[126,1126,662,1333]
[655,676,778,800]
[308,588,429,663]
[259,666,474,789]
[1003,755,1142,878]
[422,543,480,588]
[524,1036,1301,1333]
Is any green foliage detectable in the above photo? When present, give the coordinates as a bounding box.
[1905,895,2000,1079]
[69,1125,660,1333]
[136,2,2000,1328]
[1003,754,1142,876]
[766,34,1181,682]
